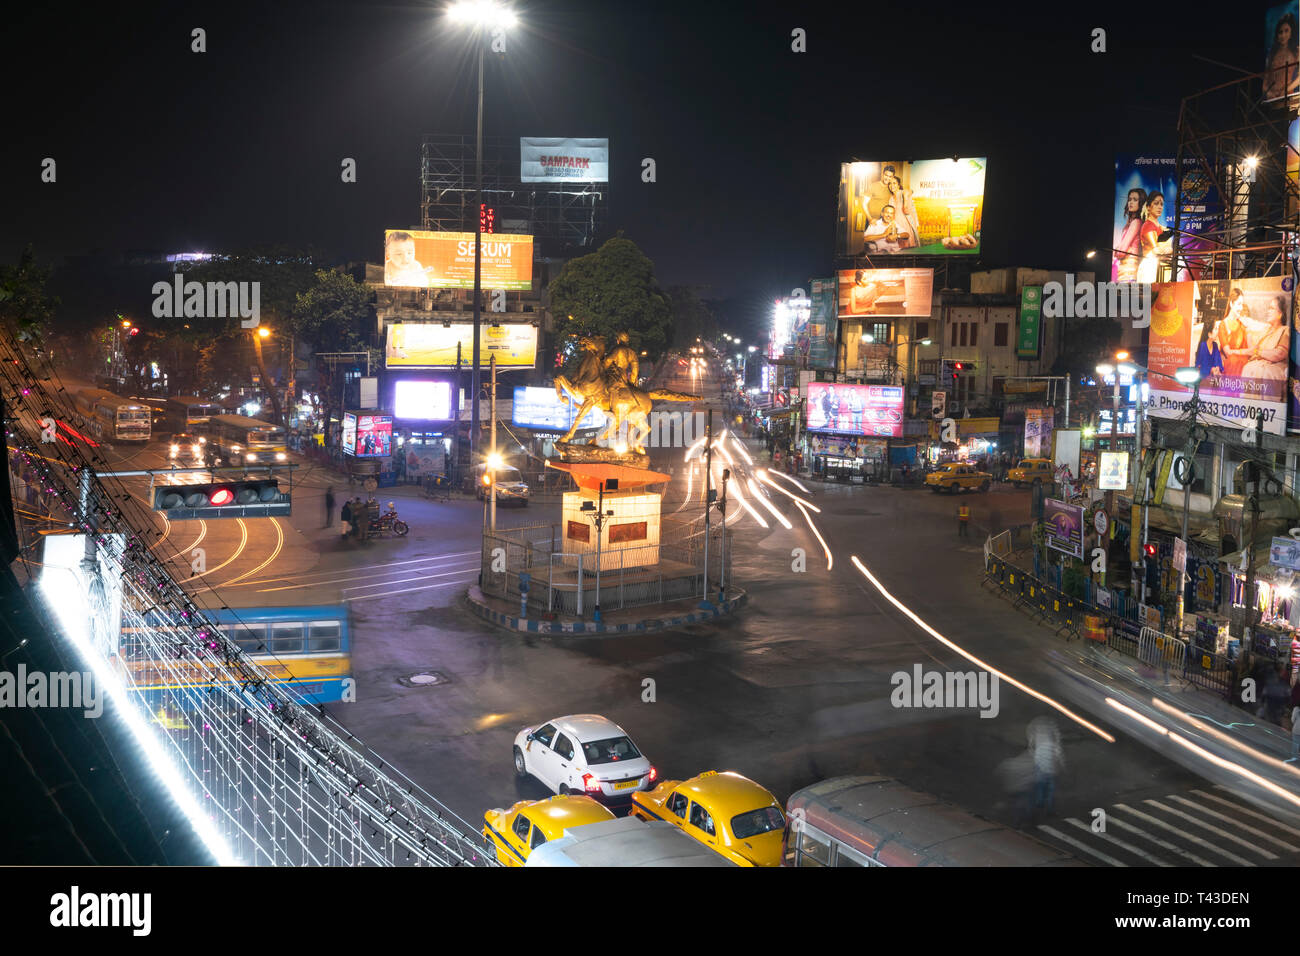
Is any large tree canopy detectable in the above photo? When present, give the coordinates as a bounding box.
[548,237,671,359]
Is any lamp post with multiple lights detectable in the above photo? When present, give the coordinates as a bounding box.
[446,0,517,466]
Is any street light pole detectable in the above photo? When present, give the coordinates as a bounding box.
[471,36,484,466]
[1175,378,1201,638]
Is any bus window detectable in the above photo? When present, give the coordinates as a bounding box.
[227,623,266,654]
[834,843,874,867]
[307,622,342,652]
[269,624,304,654]
[794,829,832,867]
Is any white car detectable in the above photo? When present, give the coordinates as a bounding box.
[514,715,656,804]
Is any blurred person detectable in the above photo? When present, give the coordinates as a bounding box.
[1028,717,1064,813]
[324,485,335,528]
[957,502,970,537]
[340,497,352,541]
[351,497,365,542]
[1292,700,1300,758]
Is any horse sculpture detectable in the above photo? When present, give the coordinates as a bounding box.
[554,336,699,453]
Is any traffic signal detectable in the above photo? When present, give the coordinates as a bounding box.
[152,480,290,519]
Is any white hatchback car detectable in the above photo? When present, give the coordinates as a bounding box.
[514,715,656,804]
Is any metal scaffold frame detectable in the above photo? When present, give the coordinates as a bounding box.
[420,135,608,253]
[1,323,495,867]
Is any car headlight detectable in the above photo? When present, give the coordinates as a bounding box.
[246,453,258,461]
[192,445,201,456]
[275,452,286,461]
[170,444,179,455]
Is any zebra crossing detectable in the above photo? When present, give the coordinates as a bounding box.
[1037,786,1300,866]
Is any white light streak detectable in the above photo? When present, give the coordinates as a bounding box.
[747,478,793,529]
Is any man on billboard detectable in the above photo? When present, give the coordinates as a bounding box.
[847,388,864,433]
[385,232,430,288]
[822,385,840,431]
[864,205,916,253]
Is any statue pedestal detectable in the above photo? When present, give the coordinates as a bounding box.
[561,490,662,572]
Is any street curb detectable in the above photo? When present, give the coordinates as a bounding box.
[465,585,748,636]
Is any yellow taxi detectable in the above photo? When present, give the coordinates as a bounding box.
[925,462,992,494]
[1008,458,1054,488]
[483,794,615,867]
[630,770,785,867]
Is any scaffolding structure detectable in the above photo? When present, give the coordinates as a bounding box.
[1174,70,1300,280]
[419,135,608,255]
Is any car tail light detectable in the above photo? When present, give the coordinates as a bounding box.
[582,773,601,793]
[648,766,657,783]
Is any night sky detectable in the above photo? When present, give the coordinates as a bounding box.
[0,0,1270,310]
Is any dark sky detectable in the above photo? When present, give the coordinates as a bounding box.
[0,0,1272,308]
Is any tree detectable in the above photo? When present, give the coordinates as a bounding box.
[0,246,57,344]
[666,286,716,348]
[292,270,374,447]
[548,237,672,361]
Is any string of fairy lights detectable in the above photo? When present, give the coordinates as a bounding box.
[1,325,494,867]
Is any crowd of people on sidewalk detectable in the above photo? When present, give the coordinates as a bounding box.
[333,487,382,544]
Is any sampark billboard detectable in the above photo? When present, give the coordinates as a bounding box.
[805,383,905,438]
[837,158,985,257]
[383,229,533,290]
[520,137,609,183]
[385,322,538,369]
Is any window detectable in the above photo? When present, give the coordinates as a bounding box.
[530,826,548,849]
[307,622,342,652]
[731,806,784,839]
[533,723,556,747]
[796,830,832,867]
[915,322,929,340]
[269,624,304,654]
[512,815,530,840]
[666,791,689,819]
[970,323,978,347]
[227,623,266,654]
[950,323,958,347]
[689,802,716,836]
[959,324,968,347]
[554,734,575,761]
[581,736,641,765]
[869,322,889,345]
[994,322,1009,347]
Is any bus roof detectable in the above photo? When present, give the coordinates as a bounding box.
[168,396,220,406]
[73,388,148,410]
[525,817,735,867]
[787,776,1081,867]
[209,414,282,430]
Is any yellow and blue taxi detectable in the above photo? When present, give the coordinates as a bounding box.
[483,794,616,867]
[925,462,992,493]
[630,770,786,867]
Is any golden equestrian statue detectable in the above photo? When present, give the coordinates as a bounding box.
[554,335,699,456]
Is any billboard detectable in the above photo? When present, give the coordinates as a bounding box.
[1024,407,1054,458]
[805,383,905,438]
[1264,2,1300,105]
[1018,286,1042,358]
[1288,118,1299,220]
[383,230,533,289]
[837,158,985,257]
[520,137,609,183]
[512,386,606,432]
[1145,276,1294,436]
[1044,498,1084,559]
[342,412,392,458]
[836,268,934,318]
[1098,451,1130,490]
[386,322,538,369]
[808,278,838,370]
[393,380,454,421]
[1112,155,1218,282]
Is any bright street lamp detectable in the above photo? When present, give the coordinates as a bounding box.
[1173,366,1201,385]
[446,0,517,466]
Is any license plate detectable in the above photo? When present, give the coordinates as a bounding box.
[613,780,639,791]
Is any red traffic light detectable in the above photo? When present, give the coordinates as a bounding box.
[129,327,140,336]
[953,362,964,370]
[1142,543,1157,557]
[209,487,235,506]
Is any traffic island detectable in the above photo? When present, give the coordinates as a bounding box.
[466,584,748,636]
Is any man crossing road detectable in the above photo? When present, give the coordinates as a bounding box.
[957,503,970,537]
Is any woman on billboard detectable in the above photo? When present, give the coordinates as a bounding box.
[1214,288,1252,378]
[1264,12,1300,103]
[883,168,922,251]
[1112,188,1146,282]
[1135,193,1172,283]
[1241,295,1290,382]
[1194,315,1223,381]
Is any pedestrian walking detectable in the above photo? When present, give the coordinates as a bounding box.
[1292,702,1300,759]
[1028,717,1063,814]
[351,497,366,542]
[340,497,352,540]
[957,503,970,537]
[324,486,335,528]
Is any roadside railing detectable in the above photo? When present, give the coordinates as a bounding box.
[984,552,1232,699]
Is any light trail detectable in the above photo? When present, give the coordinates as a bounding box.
[794,501,832,570]
[220,516,285,587]
[727,434,753,465]
[1106,698,1300,809]
[188,518,249,581]
[851,556,1116,743]
[747,478,793,529]
[765,468,810,494]
[757,470,821,512]
[1149,697,1300,779]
